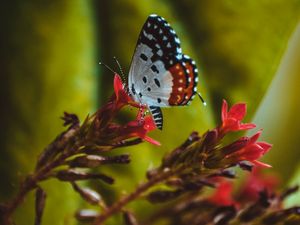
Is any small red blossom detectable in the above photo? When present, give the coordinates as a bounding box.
[87,74,159,147]
[238,168,280,202]
[219,100,256,136]
[209,181,236,206]
[225,131,272,168]
[204,100,272,170]
[113,74,133,109]
[120,109,160,146]
[113,74,144,109]
[93,75,132,129]
[112,75,160,144]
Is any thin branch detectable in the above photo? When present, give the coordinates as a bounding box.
[93,168,178,225]
[1,126,81,225]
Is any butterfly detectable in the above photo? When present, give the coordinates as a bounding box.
[127,14,200,130]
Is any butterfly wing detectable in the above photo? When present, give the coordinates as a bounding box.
[128,14,198,129]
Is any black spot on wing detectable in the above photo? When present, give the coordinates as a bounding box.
[140,53,148,61]
[154,78,161,87]
[136,14,182,64]
[142,76,147,83]
[151,65,159,73]
[131,84,136,95]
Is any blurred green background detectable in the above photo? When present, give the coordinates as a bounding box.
[0,0,300,224]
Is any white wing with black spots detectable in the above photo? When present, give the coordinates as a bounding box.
[128,42,173,107]
[127,14,199,130]
[128,14,183,107]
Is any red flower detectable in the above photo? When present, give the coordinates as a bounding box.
[238,168,279,202]
[208,169,279,207]
[88,74,159,146]
[209,180,236,206]
[113,74,133,109]
[113,74,144,109]
[219,100,256,136]
[225,131,272,168]
[119,109,161,146]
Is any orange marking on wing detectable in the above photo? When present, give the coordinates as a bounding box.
[168,62,196,106]
[181,63,196,105]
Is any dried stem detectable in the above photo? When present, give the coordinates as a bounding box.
[1,127,81,225]
[94,168,180,225]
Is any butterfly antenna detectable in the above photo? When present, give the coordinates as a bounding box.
[197,92,207,106]
[113,56,127,84]
[99,61,116,74]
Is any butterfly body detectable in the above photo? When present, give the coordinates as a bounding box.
[128,14,199,130]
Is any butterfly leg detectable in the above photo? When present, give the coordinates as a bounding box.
[136,103,146,125]
[149,106,163,130]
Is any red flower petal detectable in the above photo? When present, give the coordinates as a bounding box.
[238,168,278,203]
[257,142,272,154]
[143,116,157,131]
[221,99,228,122]
[222,130,272,168]
[239,123,256,130]
[227,103,246,121]
[113,74,132,107]
[113,74,124,94]
[252,160,272,168]
[239,144,265,160]
[222,118,240,131]
[219,100,256,135]
[209,181,235,206]
[120,114,159,145]
[249,130,262,143]
[143,136,161,146]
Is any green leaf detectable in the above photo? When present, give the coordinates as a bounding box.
[252,23,300,183]
[170,0,300,119]
[285,164,300,207]
[0,1,96,224]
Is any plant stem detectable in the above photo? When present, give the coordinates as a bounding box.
[1,155,64,225]
[94,168,177,225]
[1,129,81,225]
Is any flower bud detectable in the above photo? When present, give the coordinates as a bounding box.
[146,168,159,180]
[123,210,139,225]
[61,112,80,128]
[280,185,299,200]
[165,178,183,187]
[71,182,102,205]
[221,137,249,155]
[202,129,218,150]
[182,131,200,148]
[69,155,107,168]
[69,154,131,168]
[213,206,236,225]
[208,170,236,179]
[238,161,253,171]
[56,169,114,184]
[75,209,99,223]
[238,191,270,222]
[221,170,236,179]
[147,189,183,203]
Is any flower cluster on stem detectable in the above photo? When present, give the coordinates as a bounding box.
[1,75,299,225]
[0,74,159,225]
[89,100,278,224]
